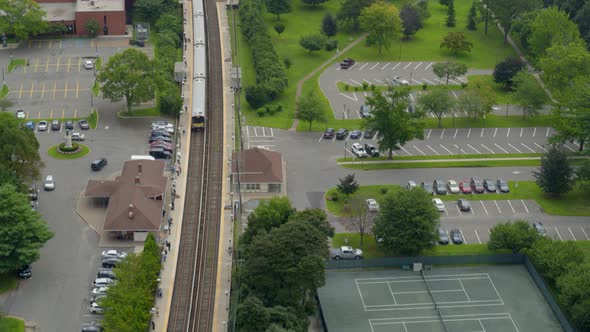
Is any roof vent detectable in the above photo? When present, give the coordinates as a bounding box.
[90,0,95,5]
[138,163,142,174]
[128,204,135,219]
[135,176,140,184]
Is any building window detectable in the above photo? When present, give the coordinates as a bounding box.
[245,183,260,191]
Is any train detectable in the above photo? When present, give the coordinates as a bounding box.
[191,0,207,130]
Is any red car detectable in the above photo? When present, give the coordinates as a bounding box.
[150,141,173,148]
[459,181,472,194]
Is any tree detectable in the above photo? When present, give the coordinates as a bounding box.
[299,33,327,54]
[439,0,448,5]
[155,13,183,37]
[237,296,271,332]
[576,160,590,188]
[466,1,477,30]
[539,42,590,95]
[456,81,495,120]
[373,188,439,255]
[533,145,574,197]
[359,1,402,55]
[241,196,295,245]
[266,0,291,20]
[511,10,538,50]
[364,87,425,159]
[0,113,44,181]
[400,4,423,39]
[283,57,292,70]
[84,18,100,37]
[322,13,338,37]
[98,48,156,112]
[550,79,590,152]
[556,264,590,330]
[301,0,327,7]
[296,91,327,130]
[417,89,456,128]
[488,0,542,43]
[341,197,373,247]
[133,0,164,22]
[526,237,584,285]
[528,6,582,59]
[488,220,540,253]
[440,32,473,55]
[337,0,375,33]
[0,184,53,273]
[432,61,468,84]
[274,22,285,36]
[0,0,48,41]
[337,174,359,196]
[512,71,547,119]
[288,208,335,238]
[493,57,526,89]
[573,2,590,48]
[445,0,456,27]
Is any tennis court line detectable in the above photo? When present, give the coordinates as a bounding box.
[364,302,504,312]
[358,276,490,285]
[369,312,520,332]
[356,273,489,282]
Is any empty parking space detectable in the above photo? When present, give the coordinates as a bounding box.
[10,80,91,100]
[10,56,96,74]
[245,126,276,150]
[441,199,535,218]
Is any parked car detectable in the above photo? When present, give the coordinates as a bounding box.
[44,175,55,191]
[149,136,172,143]
[392,76,409,85]
[364,143,380,157]
[97,270,116,280]
[101,258,121,268]
[92,287,109,295]
[497,179,510,193]
[51,120,61,131]
[38,121,48,131]
[83,60,94,69]
[323,128,335,139]
[65,120,74,130]
[89,302,104,314]
[330,246,363,260]
[533,221,547,236]
[336,128,348,140]
[82,325,104,332]
[459,181,472,194]
[151,130,172,137]
[470,177,485,193]
[18,265,32,279]
[79,119,90,130]
[407,180,417,189]
[151,143,173,152]
[93,278,115,287]
[483,179,497,192]
[450,229,464,244]
[351,143,368,158]
[101,250,127,259]
[433,179,447,195]
[16,110,26,119]
[432,198,445,212]
[360,105,372,118]
[365,198,379,212]
[458,199,471,211]
[91,158,108,171]
[71,132,85,141]
[421,182,434,195]
[363,130,374,138]
[152,121,174,128]
[25,121,35,130]
[150,140,173,148]
[447,180,460,194]
[349,130,362,139]
[90,294,107,304]
[438,227,449,245]
[28,185,39,201]
[149,148,172,159]
[152,124,174,133]
[340,58,355,69]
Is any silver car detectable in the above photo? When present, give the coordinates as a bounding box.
[44,175,55,191]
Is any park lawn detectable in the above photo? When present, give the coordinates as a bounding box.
[468,75,519,105]
[0,317,25,332]
[345,0,516,69]
[325,185,403,216]
[232,2,358,129]
[341,159,541,170]
[0,272,18,294]
[119,107,160,117]
[336,81,465,92]
[7,58,26,72]
[0,84,8,98]
[337,153,542,162]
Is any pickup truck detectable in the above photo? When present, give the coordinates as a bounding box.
[330,246,363,260]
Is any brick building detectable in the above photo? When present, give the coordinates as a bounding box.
[35,0,127,36]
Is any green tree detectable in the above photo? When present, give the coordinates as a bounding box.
[158,84,183,115]
[266,0,291,20]
[539,42,590,95]
[84,18,100,37]
[528,7,582,59]
[364,87,425,159]
[446,0,456,27]
[512,71,547,119]
[432,61,468,84]
[337,0,375,33]
[288,208,335,238]
[0,164,25,193]
[573,1,590,48]
[299,33,327,54]
[440,32,473,55]
[98,48,156,112]
[466,1,477,30]
[0,113,44,181]
[133,0,164,22]
[493,57,526,89]
[337,174,359,196]
[342,196,372,247]
[489,0,542,43]
[511,10,538,50]
[457,82,495,120]
[359,0,402,55]
[241,196,295,245]
[488,220,540,253]
[296,92,327,130]
[301,0,327,7]
[417,89,456,128]
[526,237,584,285]
[237,296,271,331]
[0,184,53,273]
[439,0,448,5]
[373,188,439,255]
[0,0,48,41]
[576,160,590,188]
[155,13,183,37]
[400,4,423,39]
[533,145,574,197]
[556,264,590,330]
[322,13,338,37]
[274,22,285,36]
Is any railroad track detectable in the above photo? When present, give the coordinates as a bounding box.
[167,0,224,330]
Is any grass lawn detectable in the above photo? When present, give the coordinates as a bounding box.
[0,84,8,99]
[577,241,590,263]
[119,107,160,117]
[424,114,553,128]
[325,185,403,215]
[88,109,98,129]
[337,81,465,93]
[468,75,519,105]
[341,159,541,169]
[91,81,100,96]
[7,58,26,73]
[95,56,103,70]
[47,144,90,160]
[338,153,542,162]
[345,0,516,69]
[0,272,18,294]
[0,317,25,332]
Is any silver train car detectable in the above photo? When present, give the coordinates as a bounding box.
[191,0,206,130]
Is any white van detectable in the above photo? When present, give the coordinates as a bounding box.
[130,155,156,161]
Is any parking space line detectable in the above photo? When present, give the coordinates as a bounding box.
[455,204,463,216]
[363,78,372,84]
[64,81,68,98]
[74,109,78,118]
[414,62,422,70]
[480,201,488,215]
[19,82,23,98]
[474,230,481,244]
[50,110,53,119]
[507,143,522,153]
[56,56,60,73]
[507,200,515,213]
[413,146,426,155]
[466,144,481,154]
[358,63,368,71]
[546,128,550,137]
[520,143,535,153]
[453,129,458,139]
[76,80,80,99]
[347,63,357,69]
[426,145,439,155]
[67,56,71,73]
[480,128,484,137]
[480,144,494,154]
[270,128,274,137]
[426,129,431,139]
[439,144,453,155]
[381,63,390,70]
[403,62,412,70]
[457,77,468,83]
[374,79,383,84]
[45,57,49,72]
[409,94,414,102]
[459,230,467,244]
[350,79,361,86]
[568,227,576,240]
[391,63,400,70]
[494,143,509,153]
[581,227,589,240]
[78,58,82,72]
[339,93,356,101]
[573,141,580,147]
[41,81,45,98]
[534,143,548,152]
[521,200,529,213]
[506,128,510,137]
[53,81,56,99]
[451,91,458,100]
[423,79,435,85]
[425,62,433,70]
[519,128,523,137]
[494,201,502,214]
[30,82,34,98]
[453,144,467,154]
[564,144,576,152]
[493,128,497,138]
[352,92,358,102]
[467,128,471,138]
[533,128,536,137]
[34,57,40,72]
[440,129,445,139]
[554,227,563,240]
[370,63,380,70]
[400,146,412,155]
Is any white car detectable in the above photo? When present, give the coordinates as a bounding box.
[16,110,26,119]
[351,143,368,158]
[101,250,127,259]
[152,121,174,128]
[393,76,409,85]
[152,125,175,134]
[93,278,115,287]
[432,198,445,212]
[92,286,109,295]
[38,121,48,131]
[89,302,103,314]
[407,180,417,189]
[447,180,460,194]
[44,175,55,191]
[83,60,94,69]
[365,198,379,212]
[71,132,86,141]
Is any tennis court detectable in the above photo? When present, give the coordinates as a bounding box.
[318,265,562,332]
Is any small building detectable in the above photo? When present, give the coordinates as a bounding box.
[85,160,167,242]
[231,148,285,196]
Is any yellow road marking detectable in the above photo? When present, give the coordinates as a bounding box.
[56,56,60,73]
[45,57,49,72]
[50,110,53,119]
[49,40,52,49]
[34,57,40,73]
[53,81,56,99]
[30,82,34,98]
[74,109,77,118]
[62,109,65,119]
[19,82,23,98]
[64,81,68,98]
[78,57,82,72]
[41,81,46,98]
[37,111,41,119]
[67,56,71,73]
[76,80,79,99]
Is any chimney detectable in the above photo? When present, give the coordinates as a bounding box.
[135,176,140,184]
[128,204,135,219]
[90,0,95,6]
[138,163,142,174]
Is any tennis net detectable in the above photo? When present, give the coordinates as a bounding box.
[421,269,449,332]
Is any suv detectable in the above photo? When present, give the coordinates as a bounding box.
[51,120,61,131]
[351,143,367,158]
[79,119,90,130]
[438,227,449,245]
[336,128,348,140]
[433,179,447,195]
[91,158,108,171]
[340,58,355,69]
[323,128,335,139]
[18,265,32,279]
[364,143,380,157]
[149,148,172,159]
[65,120,74,130]
[360,105,372,118]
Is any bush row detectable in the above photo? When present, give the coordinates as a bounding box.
[240,0,288,108]
[154,13,183,115]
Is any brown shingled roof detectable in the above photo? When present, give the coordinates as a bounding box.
[84,160,168,232]
[232,148,283,183]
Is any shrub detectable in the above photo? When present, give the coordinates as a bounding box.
[330,193,339,201]
[275,103,284,112]
[256,108,266,117]
[380,187,388,194]
[461,82,468,88]
[245,85,272,109]
[58,142,79,152]
[325,38,338,51]
[371,84,376,91]
[268,107,276,115]
[344,84,350,91]
[422,83,428,90]
[362,81,369,90]
[354,86,359,91]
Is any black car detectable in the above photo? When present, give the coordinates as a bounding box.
[97,270,116,280]
[323,128,335,139]
[101,257,122,268]
[433,179,447,195]
[470,177,485,193]
[28,185,39,201]
[438,227,449,244]
[349,130,362,139]
[149,148,172,159]
[336,128,348,140]
[151,130,172,137]
[65,120,74,130]
[483,179,496,192]
[497,179,510,193]
[364,130,374,138]
[421,182,434,195]
[51,120,61,131]
[149,136,172,143]
[91,158,108,171]
[79,119,90,130]
[18,265,32,279]
[458,199,471,211]
[364,143,380,157]
[450,229,464,244]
